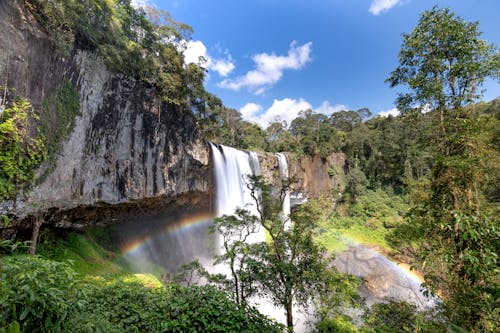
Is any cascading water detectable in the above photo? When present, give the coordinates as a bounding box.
[210,144,311,331]
[276,153,291,225]
[210,143,265,245]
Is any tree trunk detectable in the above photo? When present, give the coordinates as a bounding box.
[286,299,294,333]
[28,218,42,255]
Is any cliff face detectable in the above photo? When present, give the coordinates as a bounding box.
[0,1,211,234]
[258,152,346,199]
[0,0,345,237]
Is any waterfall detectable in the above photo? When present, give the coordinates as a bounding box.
[210,143,264,243]
[210,144,310,331]
[276,153,291,225]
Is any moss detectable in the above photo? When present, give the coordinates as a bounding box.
[37,80,80,182]
[38,230,127,277]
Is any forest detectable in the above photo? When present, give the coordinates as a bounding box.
[0,0,498,332]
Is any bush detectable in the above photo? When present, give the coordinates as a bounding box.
[0,255,82,332]
[0,254,282,332]
[362,300,446,333]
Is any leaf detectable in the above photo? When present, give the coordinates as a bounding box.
[447,323,469,333]
[6,321,20,333]
[19,307,30,321]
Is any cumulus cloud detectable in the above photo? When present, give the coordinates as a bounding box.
[220,41,313,94]
[183,40,235,77]
[315,101,348,116]
[378,107,400,117]
[131,0,150,8]
[369,0,403,15]
[240,98,349,128]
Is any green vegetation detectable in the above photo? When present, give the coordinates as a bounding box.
[37,231,127,276]
[26,0,208,109]
[315,190,408,252]
[39,81,80,157]
[1,2,498,332]
[197,177,361,333]
[0,97,45,200]
[0,235,283,333]
[386,7,499,332]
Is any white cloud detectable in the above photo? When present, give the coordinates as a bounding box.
[240,98,348,128]
[378,107,400,117]
[240,103,263,120]
[183,40,209,65]
[211,59,236,77]
[369,0,403,15]
[220,41,313,94]
[131,0,150,8]
[315,101,348,116]
[183,40,235,77]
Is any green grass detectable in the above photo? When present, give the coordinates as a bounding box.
[38,230,128,277]
[338,224,391,251]
[315,189,409,253]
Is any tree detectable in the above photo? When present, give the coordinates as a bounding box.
[387,6,498,114]
[290,109,342,158]
[387,7,500,332]
[210,176,360,333]
[386,6,499,154]
[210,209,261,307]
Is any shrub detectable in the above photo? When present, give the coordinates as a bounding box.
[0,255,82,332]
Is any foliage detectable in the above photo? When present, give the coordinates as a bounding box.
[210,209,262,306]
[0,255,82,332]
[387,7,500,332]
[289,109,343,158]
[208,176,361,332]
[343,165,368,202]
[316,190,408,252]
[362,300,446,333]
[26,0,209,109]
[0,97,45,200]
[71,275,283,332]
[386,6,499,114]
[0,252,282,332]
[314,315,359,333]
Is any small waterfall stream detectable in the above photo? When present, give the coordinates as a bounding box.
[276,153,291,225]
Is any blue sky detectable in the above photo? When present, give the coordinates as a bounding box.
[138,0,499,128]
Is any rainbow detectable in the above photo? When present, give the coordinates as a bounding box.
[120,213,216,257]
[336,234,425,285]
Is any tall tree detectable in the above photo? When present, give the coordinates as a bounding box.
[387,6,500,332]
[386,6,499,154]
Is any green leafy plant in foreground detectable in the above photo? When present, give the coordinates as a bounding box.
[0,253,283,332]
[0,255,81,332]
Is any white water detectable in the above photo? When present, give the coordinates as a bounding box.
[276,153,291,227]
[210,143,264,244]
[210,144,311,331]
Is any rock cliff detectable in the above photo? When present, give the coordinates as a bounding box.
[0,0,211,236]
